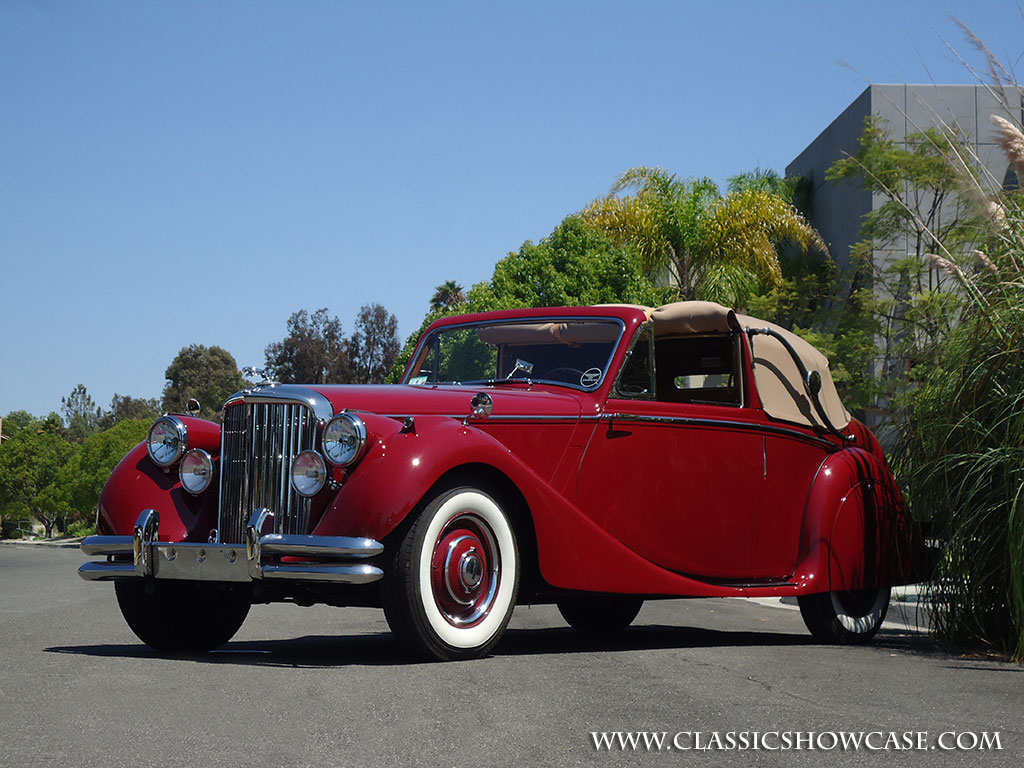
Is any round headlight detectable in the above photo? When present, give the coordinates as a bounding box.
[179,449,214,495]
[291,450,327,497]
[322,413,367,466]
[147,416,188,467]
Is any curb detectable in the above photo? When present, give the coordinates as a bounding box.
[0,538,85,549]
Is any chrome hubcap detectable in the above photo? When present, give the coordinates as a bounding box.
[460,550,483,589]
[431,514,500,627]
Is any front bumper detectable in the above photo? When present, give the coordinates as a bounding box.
[78,509,384,585]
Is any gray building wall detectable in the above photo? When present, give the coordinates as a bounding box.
[786,84,1023,280]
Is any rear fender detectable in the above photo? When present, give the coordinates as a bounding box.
[792,448,913,593]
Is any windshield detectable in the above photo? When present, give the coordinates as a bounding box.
[404,318,624,390]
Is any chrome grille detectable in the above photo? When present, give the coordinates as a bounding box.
[217,400,317,544]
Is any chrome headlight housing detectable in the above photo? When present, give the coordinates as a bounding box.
[322,413,368,467]
[147,416,188,467]
[291,450,327,497]
[179,449,214,495]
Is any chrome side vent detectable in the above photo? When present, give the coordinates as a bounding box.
[218,400,317,545]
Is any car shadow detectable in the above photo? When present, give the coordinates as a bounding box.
[43,622,942,669]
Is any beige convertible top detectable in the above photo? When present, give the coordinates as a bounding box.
[639,301,850,430]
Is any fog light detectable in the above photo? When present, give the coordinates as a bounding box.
[179,449,214,495]
[291,450,327,497]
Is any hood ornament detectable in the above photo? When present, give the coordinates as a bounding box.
[242,366,276,386]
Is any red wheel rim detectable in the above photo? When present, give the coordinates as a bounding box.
[430,513,501,628]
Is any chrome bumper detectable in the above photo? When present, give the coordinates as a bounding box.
[78,509,384,585]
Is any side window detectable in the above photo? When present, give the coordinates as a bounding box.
[615,327,654,398]
[654,333,741,406]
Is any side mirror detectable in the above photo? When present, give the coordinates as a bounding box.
[469,392,494,420]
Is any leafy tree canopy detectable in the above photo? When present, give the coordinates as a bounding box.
[466,214,667,312]
[388,215,666,382]
[98,394,160,430]
[582,166,825,307]
[61,384,101,443]
[0,428,77,537]
[265,308,351,385]
[162,344,247,420]
[46,418,151,525]
[348,303,400,384]
[429,280,466,313]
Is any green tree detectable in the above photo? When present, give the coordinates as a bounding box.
[826,115,981,391]
[0,429,77,538]
[348,303,400,384]
[1,410,37,442]
[388,215,665,382]
[264,308,352,384]
[162,344,247,421]
[61,383,101,442]
[466,214,666,311]
[429,280,466,312]
[45,418,151,530]
[582,166,825,307]
[97,394,161,430]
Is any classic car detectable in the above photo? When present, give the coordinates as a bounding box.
[79,301,914,661]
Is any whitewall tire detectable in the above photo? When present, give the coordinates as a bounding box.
[383,484,520,661]
[797,586,890,644]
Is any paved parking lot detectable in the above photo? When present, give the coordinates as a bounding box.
[1,544,1020,767]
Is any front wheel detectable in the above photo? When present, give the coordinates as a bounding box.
[382,484,520,661]
[114,580,251,653]
[797,586,890,644]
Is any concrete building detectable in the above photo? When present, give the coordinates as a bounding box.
[786,84,1023,278]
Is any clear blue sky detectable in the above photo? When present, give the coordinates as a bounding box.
[2,0,1021,419]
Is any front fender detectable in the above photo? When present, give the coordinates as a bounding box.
[97,416,221,542]
[792,447,913,593]
[313,415,523,540]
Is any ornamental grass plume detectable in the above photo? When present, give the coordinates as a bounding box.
[992,115,1024,185]
[973,249,998,275]
[925,252,959,277]
[984,200,1007,227]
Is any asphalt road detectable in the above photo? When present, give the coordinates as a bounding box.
[0,544,1020,768]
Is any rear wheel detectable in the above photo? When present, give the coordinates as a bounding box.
[382,484,520,661]
[557,595,644,633]
[797,586,890,644]
[114,580,251,652]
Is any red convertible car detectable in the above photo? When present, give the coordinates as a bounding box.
[80,302,913,660]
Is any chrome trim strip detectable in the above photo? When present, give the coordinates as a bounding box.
[261,563,383,584]
[80,535,134,557]
[259,534,383,559]
[603,412,834,449]
[78,562,136,581]
[384,413,599,424]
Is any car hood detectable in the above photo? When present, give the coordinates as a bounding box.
[306,383,588,420]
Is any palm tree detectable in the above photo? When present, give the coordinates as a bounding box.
[581,167,825,305]
[429,280,466,312]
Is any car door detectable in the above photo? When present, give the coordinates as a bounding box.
[576,328,802,582]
